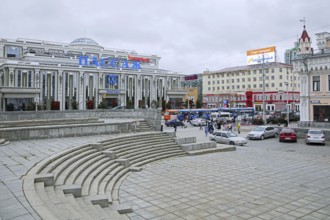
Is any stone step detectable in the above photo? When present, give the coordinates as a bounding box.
[132,152,187,168]
[186,146,236,156]
[81,160,116,196]
[115,141,177,157]
[38,145,94,174]
[65,154,108,185]
[117,143,182,159]
[98,165,126,196]
[53,149,98,184]
[89,163,121,196]
[56,151,103,185]
[129,150,187,165]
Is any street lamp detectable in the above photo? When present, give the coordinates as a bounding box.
[261,54,266,125]
[285,82,289,126]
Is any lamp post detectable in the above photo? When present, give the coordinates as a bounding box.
[285,82,289,126]
[262,54,266,125]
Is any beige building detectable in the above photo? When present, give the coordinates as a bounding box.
[202,62,300,111]
[293,26,330,126]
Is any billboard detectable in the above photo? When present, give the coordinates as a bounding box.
[247,46,276,65]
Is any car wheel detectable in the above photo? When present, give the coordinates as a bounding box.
[279,139,282,142]
[229,141,235,145]
[274,133,278,138]
[260,135,264,140]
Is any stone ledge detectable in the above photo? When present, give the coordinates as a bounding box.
[187,146,236,156]
[62,184,82,198]
[103,150,116,160]
[115,159,130,168]
[34,173,55,187]
[130,167,143,172]
[88,194,110,207]
[180,141,217,151]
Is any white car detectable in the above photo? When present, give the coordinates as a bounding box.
[190,118,206,126]
[247,126,278,140]
[209,131,247,146]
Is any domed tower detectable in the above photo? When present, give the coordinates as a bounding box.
[69,37,103,50]
[298,25,312,55]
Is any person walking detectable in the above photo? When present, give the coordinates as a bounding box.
[204,122,209,137]
[237,122,241,134]
[173,120,177,132]
[228,123,233,132]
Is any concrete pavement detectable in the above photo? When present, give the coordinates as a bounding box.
[1,120,330,219]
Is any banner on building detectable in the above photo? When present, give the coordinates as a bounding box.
[247,46,276,65]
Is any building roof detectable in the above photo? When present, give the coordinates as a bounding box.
[204,62,292,75]
[69,37,100,47]
[300,25,310,42]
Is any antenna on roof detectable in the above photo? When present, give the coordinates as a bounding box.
[300,17,306,28]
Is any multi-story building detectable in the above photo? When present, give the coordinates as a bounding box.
[202,62,300,112]
[0,37,186,111]
[285,42,299,64]
[181,74,203,108]
[293,25,330,126]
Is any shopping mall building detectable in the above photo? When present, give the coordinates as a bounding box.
[0,37,186,111]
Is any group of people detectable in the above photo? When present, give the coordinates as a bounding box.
[202,119,241,137]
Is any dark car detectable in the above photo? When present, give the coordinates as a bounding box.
[165,119,184,127]
[279,128,297,142]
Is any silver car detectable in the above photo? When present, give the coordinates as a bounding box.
[190,118,206,126]
[247,126,278,140]
[305,129,325,145]
[209,131,247,146]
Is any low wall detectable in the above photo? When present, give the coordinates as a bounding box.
[0,122,136,140]
[0,108,162,131]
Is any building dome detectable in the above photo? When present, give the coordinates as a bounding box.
[69,37,100,47]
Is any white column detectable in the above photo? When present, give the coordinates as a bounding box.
[79,71,85,110]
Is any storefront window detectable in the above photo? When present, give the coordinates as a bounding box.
[313,105,330,122]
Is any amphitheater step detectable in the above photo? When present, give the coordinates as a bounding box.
[186,146,236,156]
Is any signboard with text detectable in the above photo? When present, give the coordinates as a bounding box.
[247,46,276,65]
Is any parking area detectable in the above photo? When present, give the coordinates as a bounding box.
[121,122,330,219]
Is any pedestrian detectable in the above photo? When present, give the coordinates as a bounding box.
[173,120,177,132]
[228,123,233,132]
[204,122,209,137]
[237,122,241,134]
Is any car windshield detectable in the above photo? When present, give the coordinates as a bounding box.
[253,127,265,131]
[309,130,323,134]
[227,132,238,137]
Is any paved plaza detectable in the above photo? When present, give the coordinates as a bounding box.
[1,122,330,219]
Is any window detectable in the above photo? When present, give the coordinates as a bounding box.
[248,85,251,88]
[259,84,262,88]
[271,75,275,80]
[237,78,240,82]
[253,70,257,74]
[5,45,22,58]
[271,83,275,87]
[232,79,234,83]
[222,80,224,83]
[248,78,251,82]
[279,75,283,79]
[237,85,240,89]
[271,68,274,73]
[279,68,282,72]
[222,86,224,90]
[259,70,262,74]
[242,78,245,82]
[253,77,257,81]
[208,81,211,85]
[279,83,282,87]
[208,75,210,79]
[313,76,320,91]
[266,83,269,87]
[259,76,263,81]
[253,84,256,88]
[227,86,229,89]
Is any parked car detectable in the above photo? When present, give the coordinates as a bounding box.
[279,128,297,142]
[165,119,184,127]
[209,131,247,146]
[247,126,278,140]
[305,129,325,145]
[190,118,206,126]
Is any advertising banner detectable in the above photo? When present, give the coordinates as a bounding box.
[247,46,276,65]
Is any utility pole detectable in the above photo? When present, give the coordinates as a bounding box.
[262,53,266,125]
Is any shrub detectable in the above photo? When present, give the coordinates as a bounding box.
[86,100,94,109]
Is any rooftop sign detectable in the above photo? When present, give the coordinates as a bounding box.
[247,46,276,65]
[78,56,141,69]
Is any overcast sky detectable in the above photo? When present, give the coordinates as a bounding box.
[1,0,330,74]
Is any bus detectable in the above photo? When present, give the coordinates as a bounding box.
[164,108,219,121]
[217,107,255,121]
